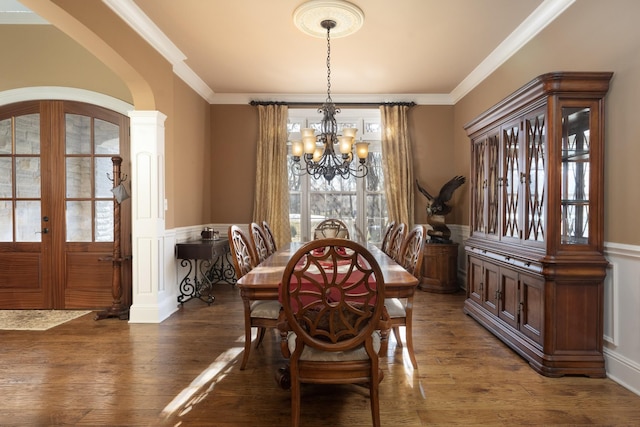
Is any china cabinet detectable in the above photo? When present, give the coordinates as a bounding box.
[463,72,612,377]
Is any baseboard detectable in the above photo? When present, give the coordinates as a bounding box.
[129,299,178,323]
[604,347,640,396]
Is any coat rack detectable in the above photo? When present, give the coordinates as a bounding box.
[96,156,131,320]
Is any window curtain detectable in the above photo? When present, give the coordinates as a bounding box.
[252,104,291,247]
[380,104,414,228]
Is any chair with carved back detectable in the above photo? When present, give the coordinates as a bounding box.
[250,222,272,262]
[386,222,406,262]
[228,225,281,370]
[277,238,387,427]
[262,220,277,254]
[313,218,350,239]
[380,221,396,254]
[382,225,426,369]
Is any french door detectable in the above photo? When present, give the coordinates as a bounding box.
[0,100,130,309]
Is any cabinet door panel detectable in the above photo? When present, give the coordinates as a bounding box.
[467,256,483,306]
[498,268,519,329]
[482,261,499,316]
[520,273,544,345]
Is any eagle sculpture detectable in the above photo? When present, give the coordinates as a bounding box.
[416,176,466,243]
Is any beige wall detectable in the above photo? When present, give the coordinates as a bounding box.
[171,77,212,226]
[409,105,460,225]
[453,0,640,245]
[210,105,259,224]
[0,25,131,102]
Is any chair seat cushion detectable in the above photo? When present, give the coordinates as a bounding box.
[250,300,281,319]
[287,331,381,362]
[384,297,407,318]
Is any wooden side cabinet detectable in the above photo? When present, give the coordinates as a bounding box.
[420,242,459,293]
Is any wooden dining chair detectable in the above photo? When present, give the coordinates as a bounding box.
[228,225,281,370]
[277,238,387,427]
[313,218,349,239]
[262,220,277,253]
[380,221,396,253]
[383,225,426,369]
[387,222,406,262]
[250,222,272,262]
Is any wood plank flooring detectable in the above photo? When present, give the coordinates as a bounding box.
[1,285,639,426]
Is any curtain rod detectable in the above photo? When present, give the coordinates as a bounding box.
[249,101,416,108]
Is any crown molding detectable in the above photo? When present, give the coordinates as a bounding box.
[102,0,216,102]
[102,0,184,64]
[450,0,575,103]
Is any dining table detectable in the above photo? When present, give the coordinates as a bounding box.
[235,241,420,302]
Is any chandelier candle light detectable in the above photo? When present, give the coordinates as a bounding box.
[291,5,369,182]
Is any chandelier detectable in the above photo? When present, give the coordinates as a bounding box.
[291,18,369,182]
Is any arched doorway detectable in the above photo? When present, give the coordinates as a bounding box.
[0,98,130,309]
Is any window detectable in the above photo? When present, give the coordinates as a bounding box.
[288,108,387,243]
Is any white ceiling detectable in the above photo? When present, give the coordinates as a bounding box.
[8,0,577,104]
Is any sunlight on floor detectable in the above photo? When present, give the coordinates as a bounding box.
[384,325,426,398]
[161,345,243,422]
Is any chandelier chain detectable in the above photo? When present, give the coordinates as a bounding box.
[326,23,332,103]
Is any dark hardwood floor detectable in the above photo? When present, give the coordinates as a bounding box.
[1,284,639,426]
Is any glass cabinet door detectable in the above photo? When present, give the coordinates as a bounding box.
[502,122,520,241]
[471,131,499,238]
[524,110,546,243]
[560,107,591,245]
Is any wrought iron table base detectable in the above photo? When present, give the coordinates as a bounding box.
[178,258,216,305]
[176,238,236,305]
[206,252,237,285]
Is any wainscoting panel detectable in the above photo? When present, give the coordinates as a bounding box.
[603,242,640,396]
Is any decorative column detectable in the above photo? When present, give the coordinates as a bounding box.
[128,110,175,323]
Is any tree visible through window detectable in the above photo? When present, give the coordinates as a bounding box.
[288,109,387,243]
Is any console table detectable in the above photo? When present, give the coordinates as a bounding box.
[175,238,236,305]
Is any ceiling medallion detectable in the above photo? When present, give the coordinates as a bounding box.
[293,0,364,38]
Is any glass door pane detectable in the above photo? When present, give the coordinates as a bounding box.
[65,113,118,242]
[0,114,42,242]
[561,107,591,244]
